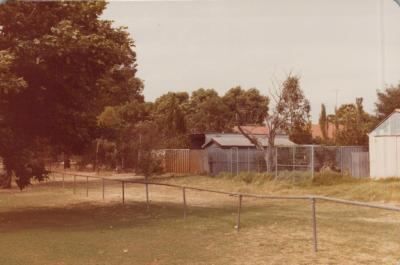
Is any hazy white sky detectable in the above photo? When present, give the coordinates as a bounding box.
[102,0,400,121]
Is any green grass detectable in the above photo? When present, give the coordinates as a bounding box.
[211,170,400,203]
[1,176,400,264]
[0,188,233,265]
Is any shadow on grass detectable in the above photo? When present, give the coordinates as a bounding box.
[0,200,245,233]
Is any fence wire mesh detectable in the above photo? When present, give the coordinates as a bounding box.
[205,145,368,178]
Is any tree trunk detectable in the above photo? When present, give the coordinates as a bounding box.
[266,135,276,173]
[264,151,270,172]
[2,169,13,189]
[267,146,275,173]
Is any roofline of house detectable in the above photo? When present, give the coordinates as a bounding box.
[202,138,299,149]
[190,132,289,137]
[368,108,400,135]
[370,134,400,138]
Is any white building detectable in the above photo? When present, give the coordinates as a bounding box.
[369,109,400,178]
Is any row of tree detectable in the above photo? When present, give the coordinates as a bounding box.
[0,1,144,188]
[1,1,400,189]
[317,83,400,146]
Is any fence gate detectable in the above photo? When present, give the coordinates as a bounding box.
[351,152,369,178]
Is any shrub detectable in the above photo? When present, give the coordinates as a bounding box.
[312,169,354,186]
[136,150,164,177]
[214,169,358,187]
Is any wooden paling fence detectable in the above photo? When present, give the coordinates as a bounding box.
[351,152,370,178]
[49,170,400,253]
[162,146,368,178]
[163,149,206,174]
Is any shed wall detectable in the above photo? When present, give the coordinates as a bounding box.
[370,136,400,178]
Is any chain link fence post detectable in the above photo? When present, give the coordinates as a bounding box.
[311,145,315,179]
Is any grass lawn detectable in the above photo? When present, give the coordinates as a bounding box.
[0,174,400,264]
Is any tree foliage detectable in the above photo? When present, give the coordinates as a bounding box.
[335,98,374,146]
[319,104,328,140]
[0,1,142,188]
[97,101,151,170]
[222,86,269,126]
[186,88,230,133]
[278,77,312,144]
[152,92,189,148]
[375,83,400,120]
[237,74,311,172]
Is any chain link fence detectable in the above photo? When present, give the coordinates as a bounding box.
[206,145,368,178]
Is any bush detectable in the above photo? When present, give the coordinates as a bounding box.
[136,150,164,177]
[214,169,356,187]
[312,169,354,186]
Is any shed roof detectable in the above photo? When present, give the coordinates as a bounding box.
[202,134,296,148]
[370,109,400,137]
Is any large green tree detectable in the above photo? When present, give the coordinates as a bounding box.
[152,92,189,148]
[335,98,375,146]
[0,1,142,188]
[222,86,269,126]
[186,88,230,133]
[279,77,312,144]
[97,100,151,170]
[237,74,311,172]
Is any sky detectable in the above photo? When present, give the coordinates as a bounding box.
[102,0,400,121]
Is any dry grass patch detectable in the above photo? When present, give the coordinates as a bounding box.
[0,173,400,264]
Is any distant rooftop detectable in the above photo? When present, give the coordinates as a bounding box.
[311,123,340,139]
[202,133,295,148]
[232,125,269,135]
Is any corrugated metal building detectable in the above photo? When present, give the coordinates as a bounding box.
[201,133,296,149]
[369,109,400,178]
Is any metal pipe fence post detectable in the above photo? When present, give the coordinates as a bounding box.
[73,175,76,194]
[311,197,318,252]
[182,187,187,219]
[122,181,125,205]
[236,195,243,232]
[86,176,89,197]
[102,178,105,201]
[145,183,149,210]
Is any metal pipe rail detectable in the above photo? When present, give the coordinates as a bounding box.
[49,170,400,253]
[315,196,400,212]
[52,170,400,211]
